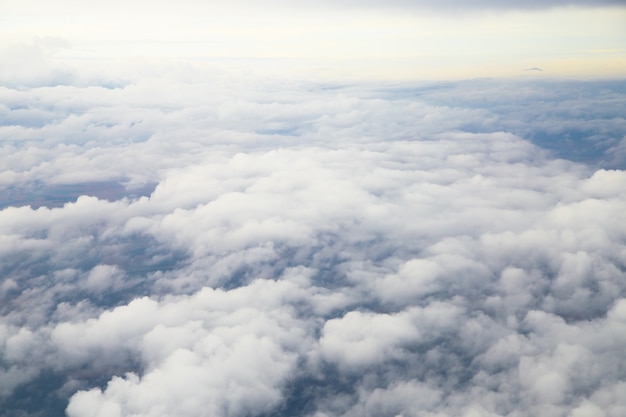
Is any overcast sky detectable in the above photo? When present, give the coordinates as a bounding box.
[1,0,625,80]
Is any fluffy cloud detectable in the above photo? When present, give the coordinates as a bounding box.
[1,66,625,417]
[60,281,311,417]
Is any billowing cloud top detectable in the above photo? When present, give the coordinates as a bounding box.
[1,59,626,417]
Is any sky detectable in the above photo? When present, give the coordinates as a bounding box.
[1,1,626,417]
[1,0,625,80]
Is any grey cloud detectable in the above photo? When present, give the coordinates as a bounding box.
[253,0,625,11]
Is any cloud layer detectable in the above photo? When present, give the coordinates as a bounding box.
[283,0,626,11]
[1,67,626,417]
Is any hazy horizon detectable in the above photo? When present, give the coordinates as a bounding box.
[2,0,625,81]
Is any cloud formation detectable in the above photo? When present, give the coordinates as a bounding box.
[293,0,626,11]
[1,64,626,417]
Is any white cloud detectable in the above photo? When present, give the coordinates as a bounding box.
[0,65,625,417]
[58,280,313,417]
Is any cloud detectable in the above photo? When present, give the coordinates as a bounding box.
[177,0,626,12]
[59,281,311,417]
[301,0,626,11]
[0,41,75,88]
[6,0,623,17]
[1,64,625,417]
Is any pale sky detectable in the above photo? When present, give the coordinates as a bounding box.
[1,0,625,80]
